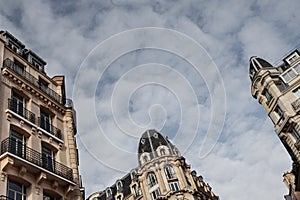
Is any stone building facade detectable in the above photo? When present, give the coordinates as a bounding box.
[0,31,84,200]
[88,130,219,200]
[249,49,300,200]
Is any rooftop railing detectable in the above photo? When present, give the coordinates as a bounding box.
[0,137,73,182]
[2,58,63,104]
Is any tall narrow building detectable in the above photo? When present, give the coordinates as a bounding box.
[249,49,300,200]
[0,31,84,199]
[87,129,219,200]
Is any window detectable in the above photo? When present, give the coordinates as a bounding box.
[147,172,157,188]
[105,188,112,198]
[143,155,148,162]
[11,92,25,117]
[275,80,287,92]
[40,109,52,132]
[293,87,300,99]
[292,128,300,141]
[13,60,25,75]
[10,129,26,158]
[160,148,166,156]
[42,146,54,171]
[116,195,122,200]
[165,166,176,180]
[262,90,272,104]
[150,188,161,200]
[274,106,283,119]
[282,69,297,82]
[132,184,141,197]
[116,180,123,191]
[7,180,27,200]
[169,182,180,191]
[43,193,60,200]
[38,78,49,93]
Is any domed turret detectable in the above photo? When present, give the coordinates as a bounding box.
[138,129,179,166]
[249,56,274,80]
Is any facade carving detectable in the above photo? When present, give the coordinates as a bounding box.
[87,130,219,200]
[249,48,300,199]
[0,30,84,200]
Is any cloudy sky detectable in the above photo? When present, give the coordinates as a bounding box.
[1,0,299,199]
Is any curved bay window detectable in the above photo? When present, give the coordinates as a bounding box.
[147,172,158,188]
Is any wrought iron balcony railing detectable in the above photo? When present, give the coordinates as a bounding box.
[38,117,62,140]
[8,98,36,124]
[2,58,63,104]
[7,98,63,140]
[0,138,73,182]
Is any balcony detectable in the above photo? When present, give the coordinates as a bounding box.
[0,138,73,182]
[8,98,36,124]
[7,98,62,140]
[2,58,63,104]
[38,117,62,140]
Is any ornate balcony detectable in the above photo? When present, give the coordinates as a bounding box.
[8,98,36,124]
[38,117,62,140]
[2,58,63,104]
[0,138,73,181]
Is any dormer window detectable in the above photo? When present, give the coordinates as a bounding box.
[106,188,112,198]
[116,180,123,191]
[285,51,300,65]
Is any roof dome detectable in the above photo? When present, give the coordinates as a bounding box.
[138,129,179,166]
[249,56,273,80]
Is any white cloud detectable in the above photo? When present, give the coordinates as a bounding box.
[1,0,299,199]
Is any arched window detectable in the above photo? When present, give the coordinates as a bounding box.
[143,155,148,162]
[106,188,112,198]
[160,148,166,156]
[130,169,137,179]
[164,165,176,179]
[116,180,123,191]
[147,172,157,188]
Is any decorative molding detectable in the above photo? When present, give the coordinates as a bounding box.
[6,112,12,121]
[0,171,7,182]
[19,166,27,176]
[36,172,47,185]
[52,180,59,189]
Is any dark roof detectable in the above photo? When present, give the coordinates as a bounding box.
[138,129,176,160]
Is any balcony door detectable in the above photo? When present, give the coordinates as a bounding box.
[42,146,54,172]
[40,109,52,133]
[7,179,27,200]
[10,130,26,158]
[11,92,25,117]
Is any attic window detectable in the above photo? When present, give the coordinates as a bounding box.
[285,51,300,65]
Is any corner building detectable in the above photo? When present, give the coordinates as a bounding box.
[0,31,84,199]
[88,130,219,200]
[249,49,300,199]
